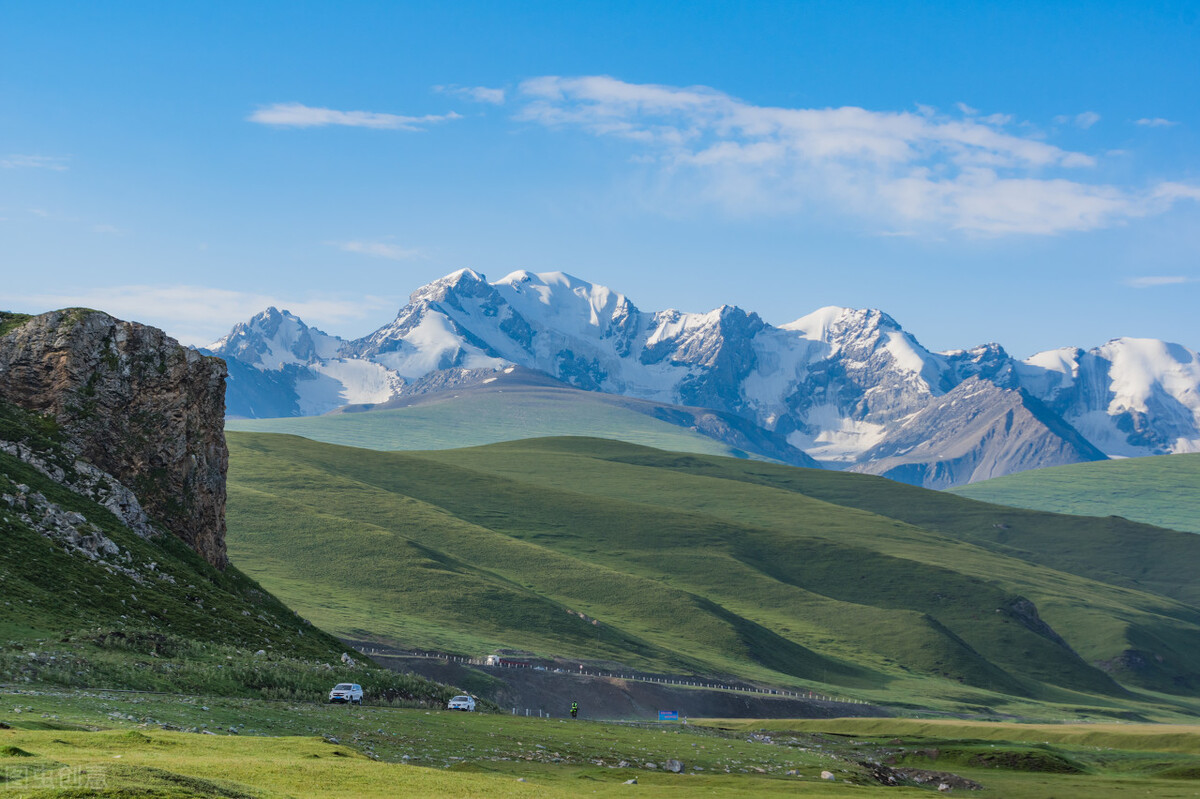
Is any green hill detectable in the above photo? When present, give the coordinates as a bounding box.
[225,373,815,465]
[225,433,1200,717]
[950,453,1200,535]
[0,399,456,705]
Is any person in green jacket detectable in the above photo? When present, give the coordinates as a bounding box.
[570,701,579,719]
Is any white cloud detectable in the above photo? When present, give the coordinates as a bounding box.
[329,240,422,261]
[248,102,461,130]
[1,154,69,170]
[1054,111,1101,129]
[514,76,1199,235]
[436,84,506,105]
[4,286,398,347]
[1136,117,1177,127]
[1126,276,1194,288]
[90,224,122,234]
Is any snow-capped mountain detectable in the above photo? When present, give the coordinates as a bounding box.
[206,307,402,416]
[208,307,342,368]
[849,378,1108,488]
[1018,339,1200,457]
[207,269,1200,486]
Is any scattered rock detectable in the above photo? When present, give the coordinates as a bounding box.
[644,762,658,770]
[624,777,638,784]
[254,649,266,656]
[863,762,983,791]
[821,771,836,780]
[665,759,684,773]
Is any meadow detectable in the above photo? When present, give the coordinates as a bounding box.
[226,433,1200,720]
[4,689,1200,797]
[951,453,1200,535]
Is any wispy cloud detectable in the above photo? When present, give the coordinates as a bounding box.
[1135,117,1178,127]
[513,75,1199,235]
[1126,275,1195,288]
[328,240,422,261]
[2,155,69,170]
[435,84,507,105]
[248,102,461,131]
[1054,111,1101,129]
[90,224,122,234]
[4,286,398,347]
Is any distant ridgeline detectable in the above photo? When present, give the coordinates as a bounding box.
[207,269,1200,488]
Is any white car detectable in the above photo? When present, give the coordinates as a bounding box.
[328,683,363,704]
[447,695,476,711]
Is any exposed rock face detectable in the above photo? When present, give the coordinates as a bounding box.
[0,309,229,568]
[851,378,1107,489]
[0,439,162,541]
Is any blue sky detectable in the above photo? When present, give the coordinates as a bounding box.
[2,1,1197,356]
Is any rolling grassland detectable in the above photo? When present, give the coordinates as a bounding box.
[226,433,1200,720]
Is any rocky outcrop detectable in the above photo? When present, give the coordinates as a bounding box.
[0,309,229,568]
[0,439,162,541]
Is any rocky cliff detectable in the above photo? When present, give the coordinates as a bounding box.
[0,309,229,568]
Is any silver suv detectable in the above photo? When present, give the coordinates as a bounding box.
[328,683,363,704]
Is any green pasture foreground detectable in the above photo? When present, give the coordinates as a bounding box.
[3,691,1200,798]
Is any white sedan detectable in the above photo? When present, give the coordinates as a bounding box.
[447,695,476,711]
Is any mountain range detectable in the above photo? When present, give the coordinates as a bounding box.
[206,269,1200,488]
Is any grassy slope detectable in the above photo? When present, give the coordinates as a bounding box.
[950,453,1200,535]
[225,385,755,459]
[0,311,33,337]
[0,399,456,705]
[226,433,1200,716]
[416,439,1200,696]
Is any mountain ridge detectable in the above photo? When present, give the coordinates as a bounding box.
[203,271,1200,486]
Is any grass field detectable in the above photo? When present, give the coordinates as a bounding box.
[3,689,1200,798]
[226,433,1200,718]
[951,453,1200,535]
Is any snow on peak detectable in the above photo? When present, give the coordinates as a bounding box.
[207,306,342,369]
[404,268,495,309]
[1097,337,1200,413]
[782,306,854,339]
[493,270,633,337]
[444,267,485,283]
